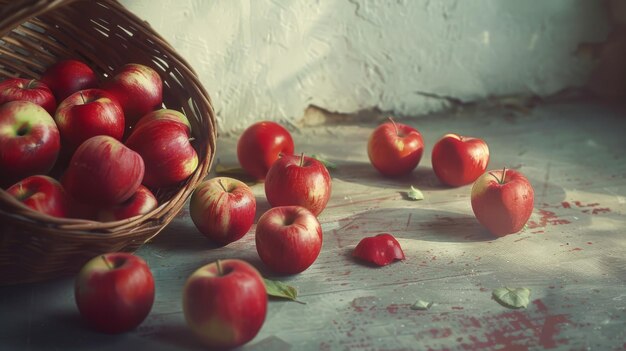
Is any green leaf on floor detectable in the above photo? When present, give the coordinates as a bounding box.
[492,287,531,309]
[406,186,424,201]
[264,278,305,304]
[311,154,337,170]
[410,299,433,310]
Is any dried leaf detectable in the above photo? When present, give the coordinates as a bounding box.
[492,287,531,309]
[263,278,305,304]
[410,299,433,310]
[311,154,337,170]
[406,186,424,201]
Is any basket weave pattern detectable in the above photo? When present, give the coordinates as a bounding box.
[0,0,217,285]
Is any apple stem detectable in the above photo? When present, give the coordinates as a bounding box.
[216,259,224,276]
[299,152,305,167]
[218,178,228,192]
[388,117,399,136]
[500,167,507,184]
[26,79,36,89]
[80,91,86,104]
[101,255,113,270]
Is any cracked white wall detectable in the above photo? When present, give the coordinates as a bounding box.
[120,0,609,133]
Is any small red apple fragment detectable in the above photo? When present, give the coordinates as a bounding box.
[353,233,405,266]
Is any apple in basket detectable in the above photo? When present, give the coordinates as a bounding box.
[54,88,125,152]
[6,175,69,218]
[62,135,144,206]
[237,121,295,181]
[0,78,56,115]
[41,59,99,101]
[183,259,267,349]
[75,253,155,334]
[125,109,198,188]
[97,185,158,222]
[102,63,163,125]
[0,101,60,187]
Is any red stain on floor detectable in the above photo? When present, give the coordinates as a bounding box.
[527,209,571,229]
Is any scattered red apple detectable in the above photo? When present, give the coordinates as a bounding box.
[40,59,98,101]
[353,233,405,266]
[183,259,267,349]
[471,168,535,237]
[62,135,144,206]
[6,175,69,218]
[75,253,155,334]
[264,153,332,216]
[0,78,57,115]
[367,118,424,177]
[0,101,60,187]
[255,206,323,274]
[237,121,295,181]
[431,133,490,187]
[125,109,198,188]
[102,63,163,125]
[54,88,125,152]
[97,185,157,222]
[190,177,256,246]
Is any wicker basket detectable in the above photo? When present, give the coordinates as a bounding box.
[0,0,217,285]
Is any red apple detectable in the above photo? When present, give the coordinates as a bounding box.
[183,259,267,349]
[62,135,144,206]
[353,233,405,266]
[367,118,424,177]
[237,121,295,181]
[40,59,98,102]
[102,63,162,125]
[55,89,124,152]
[0,78,56,115]
[190,177,256,245]
[0,101,60,187]
[6,175,69,217]
[255,206,323,274]
[97,185,157,222]
[264,154,331,216]
[75,253,155,334]
[471,168,535,237]
[431,133,490,187]
[125,110,198,188]
[132,108,191,133]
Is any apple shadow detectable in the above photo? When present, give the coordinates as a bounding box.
[330,161,451,192]
[140,322,206,351]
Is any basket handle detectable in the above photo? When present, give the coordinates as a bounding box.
[0,0,79,37]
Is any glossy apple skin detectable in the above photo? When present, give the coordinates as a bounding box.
[40,59,98,101]
[255,206,323,274]
[75,253,155,334]
[471,169,534,237]
[432,133,490,187]
[367,121,424,177]
[97,185,157,222]
[55,88,125,152]
[237,121,295,181]
[0,78,57,115]
[102,63,163,125]
[190,177,256,246]
[183,259,267,349]
[125,110,198,188]
[0,101,60,187]
[62,135,144,206]
[264,154,331,216]
[353,233,405,266]
[6,175,69,217]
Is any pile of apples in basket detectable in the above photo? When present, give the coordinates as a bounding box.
[0,59,535,349]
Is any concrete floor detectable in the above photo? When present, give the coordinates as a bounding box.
[1,101,625,350]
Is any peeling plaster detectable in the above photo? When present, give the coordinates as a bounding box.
[120,0,609,133]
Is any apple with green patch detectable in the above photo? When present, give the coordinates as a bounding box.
[190,177,256,245]
[0,101,60,187]
[0,78,56,115]
[6,175,69,218]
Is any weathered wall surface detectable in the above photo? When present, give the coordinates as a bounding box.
[121,0,609,133]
